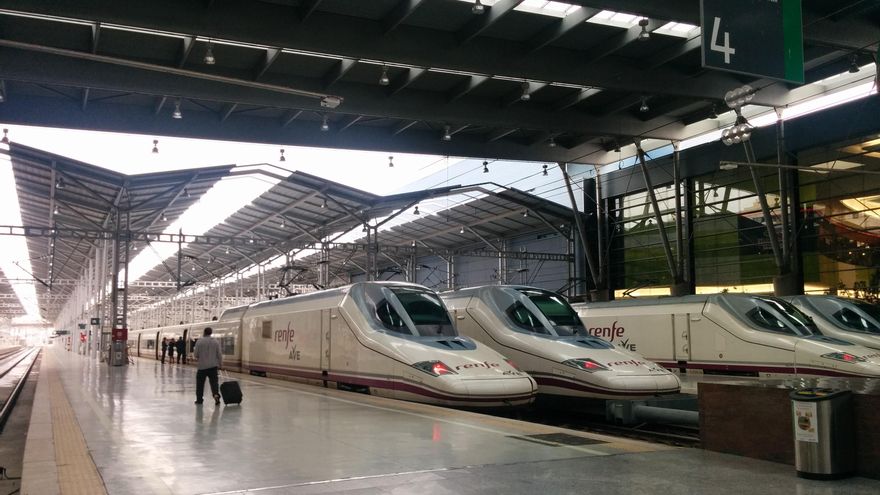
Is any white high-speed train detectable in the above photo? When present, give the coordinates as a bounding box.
[785,295,880,351]
[440,286,681,399]
[573,294,880,378]
[130,282,537,408]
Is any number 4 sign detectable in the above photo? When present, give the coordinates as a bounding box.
[710,16,735,64]
[700,0,804,84]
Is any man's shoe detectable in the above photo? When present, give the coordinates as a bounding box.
[214,394,221,405]
[194,400,203,405]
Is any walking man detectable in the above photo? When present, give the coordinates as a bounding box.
[160,337,168,364]
[192,327,223,405]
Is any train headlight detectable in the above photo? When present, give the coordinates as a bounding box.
[821,352,866,363]
[412,360,458,376]
[562,358,608,372]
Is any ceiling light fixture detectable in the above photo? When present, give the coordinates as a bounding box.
[162,213,167,221]
[225,247,230,254]
[639,96,649,113]
[723,84,754,110]
[472,0,485,14]
[379,65,390,86]
[638,18,650,41]
[721,84,756,146]
[53,205,59,215]
[55,177,64,189]
[152,139,158,153]
[522,209,529,218]
[520,81,531,101]
[321,199,327,208]
[548,136,557,148]
[721,122,753,146]
[280,217,285,228]
[483,160,489,173]
[848,54,860,73]
[542,164,548,176]
[204,41,216,65]
[185,188,190,198]
[388,155,394,168]
[172,98,183,119]
[362,224,368,232]
[413,205,420,215]
[442,125,452,141]
[320,115,329,132]
[0,128,8,144]
[279,148,286,162]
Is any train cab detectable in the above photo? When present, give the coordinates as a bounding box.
[442,285,680,399]
[785,295,880,351]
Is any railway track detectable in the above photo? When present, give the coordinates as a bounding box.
[0,347,41,433]
[493,402,701,448]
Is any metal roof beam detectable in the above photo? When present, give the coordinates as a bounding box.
[322,57,358,89]
[584,19,662,64]
[387,67,427,96]
[447,74,490,103]
[383,0,426,34]
[254,47,281,81]
[299,0,324,22]
[526,7,599,53]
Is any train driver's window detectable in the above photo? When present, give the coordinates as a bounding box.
[746,307,790,333]
[833,307,879,333]
[506,302,548,334]
[376,299,406,333]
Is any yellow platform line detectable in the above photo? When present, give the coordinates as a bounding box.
[22,351,107,495]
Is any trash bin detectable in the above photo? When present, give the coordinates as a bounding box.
[790,388,856,480]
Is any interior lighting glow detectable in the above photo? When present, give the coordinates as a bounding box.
[125,168,281,282]
[0,144,43,321]
[655,22,701,38]
[588,10,642,28]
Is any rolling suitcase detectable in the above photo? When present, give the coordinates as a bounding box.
[219,374,243,405]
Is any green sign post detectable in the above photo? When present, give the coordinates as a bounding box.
[701,0,804,84]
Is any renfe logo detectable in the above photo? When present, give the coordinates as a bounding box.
[455,361,500,371]
[274,322,295,349]
[588,321,625,342]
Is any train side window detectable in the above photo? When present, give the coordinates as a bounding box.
[221,335,236,355]
[262,320,272,339]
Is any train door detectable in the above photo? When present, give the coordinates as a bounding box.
[673,313,691,362]
[321,309,332,371]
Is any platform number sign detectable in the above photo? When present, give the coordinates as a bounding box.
[700,0,804,84]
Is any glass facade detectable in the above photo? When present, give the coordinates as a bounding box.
[607,133,880,300]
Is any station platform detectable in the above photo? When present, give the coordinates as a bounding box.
[20,346,880,495]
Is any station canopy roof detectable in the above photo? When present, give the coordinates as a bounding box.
[4,143,579,322]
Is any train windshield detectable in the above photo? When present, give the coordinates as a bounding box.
[805,297,880,334]
[492,288,587,337]
[722,295,818,336]
[358,284,457,337]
